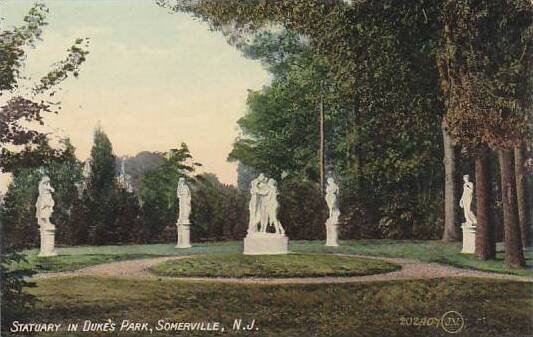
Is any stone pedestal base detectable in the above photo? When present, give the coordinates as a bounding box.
[39,226,57,257]
[325,224,339,247]
[243,232,289,255]
[461,224,476,254]
[176,223,192,249]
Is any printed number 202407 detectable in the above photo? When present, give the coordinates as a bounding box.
[400,317,440,328]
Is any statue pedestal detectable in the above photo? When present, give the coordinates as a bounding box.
[461,224,476,254]
[243,232,289,255]
[325,223,339,247]
[39,225,57,257]
[176,223,192,248]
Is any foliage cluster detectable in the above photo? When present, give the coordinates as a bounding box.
[181,1,445,239]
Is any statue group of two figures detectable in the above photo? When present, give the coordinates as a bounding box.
[243,174,288,254]
[247,174,285,235]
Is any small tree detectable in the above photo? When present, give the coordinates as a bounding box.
[0,169,41,250]
[83,126,117,244]
[48,140,83,244]
[112,187,141,242]
[190,173,247,241]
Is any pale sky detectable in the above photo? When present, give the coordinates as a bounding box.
[0,0,269,192]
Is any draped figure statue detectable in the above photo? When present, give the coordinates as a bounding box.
[36,175,57,256]
[176,177,192,248]
[177,178,191,224]
[459,175,477,226]
[325,177,340,246]
[36,176,55,229]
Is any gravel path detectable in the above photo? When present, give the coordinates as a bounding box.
[33,254,533,284]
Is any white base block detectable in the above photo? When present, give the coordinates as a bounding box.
[176,223,192,248]
[461,224,476,254]
[243,232,289,255]
[325,224,339,247]
[39,228,57,257]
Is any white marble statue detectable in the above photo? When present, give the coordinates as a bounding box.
[325,177,339,219]
[36,176,55,227]
[176,178,192,248]
[36,176,57,256]
[244,174,288,255]
[459,175,477,226]
[459,174,476,254]
[265,178,285,234]
[177,178,191,224]
[325,177,340,247]
[247,174,270,234]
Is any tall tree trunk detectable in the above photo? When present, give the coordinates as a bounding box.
[319,81,325,194]
[475,148,494,259]
[442,118,458,241]
[514,145,529,248]
[498,150,525,267]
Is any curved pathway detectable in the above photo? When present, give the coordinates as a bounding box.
[33,254,533,284]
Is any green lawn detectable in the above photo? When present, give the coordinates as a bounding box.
[13,240,533,276]
[10,276,531,337]
[13,242,240,273]
[292,240,533,277]
[150,253,400,278]
[14,253,156,273]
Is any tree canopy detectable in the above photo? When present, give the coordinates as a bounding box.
[169,0,446,239]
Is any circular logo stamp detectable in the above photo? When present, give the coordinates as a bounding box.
[440,311,464,334]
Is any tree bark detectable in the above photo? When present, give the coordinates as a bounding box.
[442,118,458,241]
[514,145,529,248]
[319,81,325,195]
[475,148,494,259]
[498,150,525,267]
